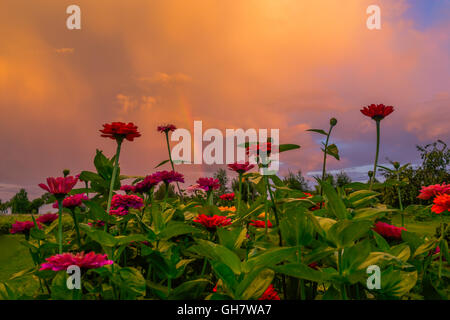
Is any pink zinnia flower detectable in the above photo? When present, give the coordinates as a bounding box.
[196,177,220,191]
[258,284,280,300]
[53,194,88,209]
[10,220,42,234]
[373,221,406,240]
[227,162,255,174]
[193,214,232,230]
[39,176,78,197]
[417,183,450,200]
[246,142,272,156]
[186,184,206,194]
[157,124,177,133]
[36,213,59,225]
[111,194,144,210]
[40,252,113,271]
[109,207,129,216]
[249,220,273,228]
[219,193,235,201]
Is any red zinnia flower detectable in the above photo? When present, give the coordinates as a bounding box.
[258,284,280,300]
[360,104,394,121]
[246,142,272,156]
[157,124,177,133]
[219,193,235,201]
[249,220,273,228]
[36,213,59,225]
[431,194,450,214]
[40,252,113,271]
[100,122,141,142]
[109,207,129,216]
[196,177,220,191]
[193,214,232,230]
[373,221,406,240]
[39,176,78,197]
[227,162,255,174]
[10,220,42,234]
[417,183,450,200]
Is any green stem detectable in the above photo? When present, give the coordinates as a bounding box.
[167,278,172,298]
[320,126,333,197]
[370,120,381,190]
[58,199,63,254]
[396,172,404,227]
[237,173,243,215]
[165,132,183,200]
[163,182,169,211]
[106,140,122,214]
[438,215,443,279]
[71,210,82,248]
[338,249,348,300]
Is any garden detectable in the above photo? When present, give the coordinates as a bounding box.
[0,104,448,300]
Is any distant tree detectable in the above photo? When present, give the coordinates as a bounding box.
[283,170,310,191]
[0,200,10,214]
[336,171,352,187]
[231,178,257,203]
[381,140,450,207]
[10,189,31,213]
[213,168,229,195]
[29,198,45,214]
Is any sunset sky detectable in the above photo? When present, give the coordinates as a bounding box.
[0,0,449,202]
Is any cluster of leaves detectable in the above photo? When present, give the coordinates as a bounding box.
[1,146,448,300]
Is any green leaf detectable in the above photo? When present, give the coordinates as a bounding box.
[190,240,242,275]
[324,143,340,160]
[115,267,146,298]
[238,268,274,300]
[80,223,117,247]
[306,128,328,136]
[321,181,348,220]
[328,220,373,248]
[158,222,201,240]
[51,271,73,300]
[279,144,301,153]
[273,263,334,282]
[243,247,297,272]
[115,234,148,246]
[155,159,170,168]
[217,227,247,251]
[210,261,238,294]
[169,279,209,300]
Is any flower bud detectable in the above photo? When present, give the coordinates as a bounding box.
[63,169,70,177]
[368,171,374,178]
[330,118,338,127]
[393,161,400,169]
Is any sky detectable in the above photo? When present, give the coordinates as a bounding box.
[0,0,449,204]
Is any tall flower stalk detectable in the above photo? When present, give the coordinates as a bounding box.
[158,124,183,199]
[360,104,394,190]
[39,176,78,254]
[228,162,254,215]
[100,122,141,213]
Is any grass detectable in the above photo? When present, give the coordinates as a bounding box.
[0,234,40,295]
[391,214,449,236]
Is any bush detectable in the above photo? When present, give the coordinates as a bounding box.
[0,214,72,235]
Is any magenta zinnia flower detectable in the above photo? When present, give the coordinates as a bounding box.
[87,220,106,228]
[196,177,220,191]
[36,213,59,225]
[10,220,42,234]
[39,176,78,197]
[373,221,406,240]
[111,194,144,210]
[53,194,88,209]
[227,162,255,174]
[417,183,450,200]
[157,124,177,133]
[154,170,184,184]
[134,174,161,193]
[40,252,113,271]
[100,122,141,142]
[109,207,129,216]
[120,185,136,193]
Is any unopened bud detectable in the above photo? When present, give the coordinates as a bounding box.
[330,118,338,127]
